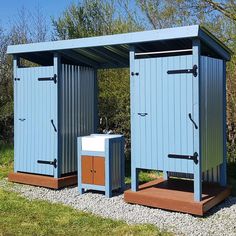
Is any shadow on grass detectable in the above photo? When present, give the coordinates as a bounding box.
[228,162,236,196]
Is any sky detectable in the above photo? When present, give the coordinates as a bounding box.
[0,0,77,30]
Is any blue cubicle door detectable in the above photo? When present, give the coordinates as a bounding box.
[14,66,58,176]
[132,55,197,174]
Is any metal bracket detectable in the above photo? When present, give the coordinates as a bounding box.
[168,152,198,164]
[37,158,57,168]
[167,64,198,77]
[38,74,57,84]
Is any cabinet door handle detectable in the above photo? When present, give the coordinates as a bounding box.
[94,170,96,173]
[90,169,93,172]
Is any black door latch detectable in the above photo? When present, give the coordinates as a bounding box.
[51,119,57,132]
[131,72,139,76]
[138,112,148,116]
[38,74,57,84]
[188,113,198,129]
[37,158,57,168]
[168,152,198,164]
[167,64,198,77]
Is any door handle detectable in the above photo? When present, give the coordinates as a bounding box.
[138,113,148,117]
[188,113,198,129]
[19,118,26,121]
[51,119,57,132]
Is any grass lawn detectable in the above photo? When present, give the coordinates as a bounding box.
[0,144,170,235]
[0,189,169,236]
[0,143,13,179]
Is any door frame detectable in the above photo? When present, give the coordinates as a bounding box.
[130,40,201,201]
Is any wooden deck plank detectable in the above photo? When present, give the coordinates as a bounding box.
[8,172,77,189]
[124,178,231,216]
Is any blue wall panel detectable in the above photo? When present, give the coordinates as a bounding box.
[200,56,224,172]
[59,65,96,175]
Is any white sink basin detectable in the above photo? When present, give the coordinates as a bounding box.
[81,134,121,152]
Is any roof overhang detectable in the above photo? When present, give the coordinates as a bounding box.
[7,25,232,68]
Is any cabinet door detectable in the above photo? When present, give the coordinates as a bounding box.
[93,157,105,186]
[81,156,93,184]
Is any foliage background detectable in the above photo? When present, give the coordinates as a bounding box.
[0,0,235,160]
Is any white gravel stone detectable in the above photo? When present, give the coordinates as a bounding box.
[2,179,236,236]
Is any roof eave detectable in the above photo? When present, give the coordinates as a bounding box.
[198,26,232,61]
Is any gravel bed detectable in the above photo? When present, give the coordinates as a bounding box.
[2,180,236,236]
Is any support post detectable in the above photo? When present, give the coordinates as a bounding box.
[13,55,20,173]
[93,69,98,133]
[163,171,169,180]
[192,39,202,201]
[105,139,112,197]
[130,46,139,192]
[220,61,227,186]
[53,53,61,178]
[120,136,125,192]
[77,137,84,194]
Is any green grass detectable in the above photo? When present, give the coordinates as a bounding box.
[0,189,169,236]
[0,144,170,235]
[125,153,162,184]
[0,143,13,179]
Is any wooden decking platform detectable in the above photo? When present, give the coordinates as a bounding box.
[8,172,77,189]
[124,178,231,216]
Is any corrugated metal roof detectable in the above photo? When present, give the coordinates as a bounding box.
[7,25,232,68]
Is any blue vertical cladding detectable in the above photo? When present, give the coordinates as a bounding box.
[200,56,224,172]
[15,66,56,176]
[60,65,96,175]
[132,55,195,174]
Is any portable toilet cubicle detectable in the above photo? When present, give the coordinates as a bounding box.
[8,54,97,188]
[7,25,232,213]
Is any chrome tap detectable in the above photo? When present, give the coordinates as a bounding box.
[100,116,109,134]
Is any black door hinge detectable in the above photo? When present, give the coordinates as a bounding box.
[167,65,198,77]
[38,74,57,84]
[168,152,198,164]
[37,158,57,168]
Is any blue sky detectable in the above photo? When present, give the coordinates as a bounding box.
[0,0,77,30]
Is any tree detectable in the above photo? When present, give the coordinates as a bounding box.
[52,0,142,151]
[136,0,236,161]
[0,25,13,143]
[0,6,49,144]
